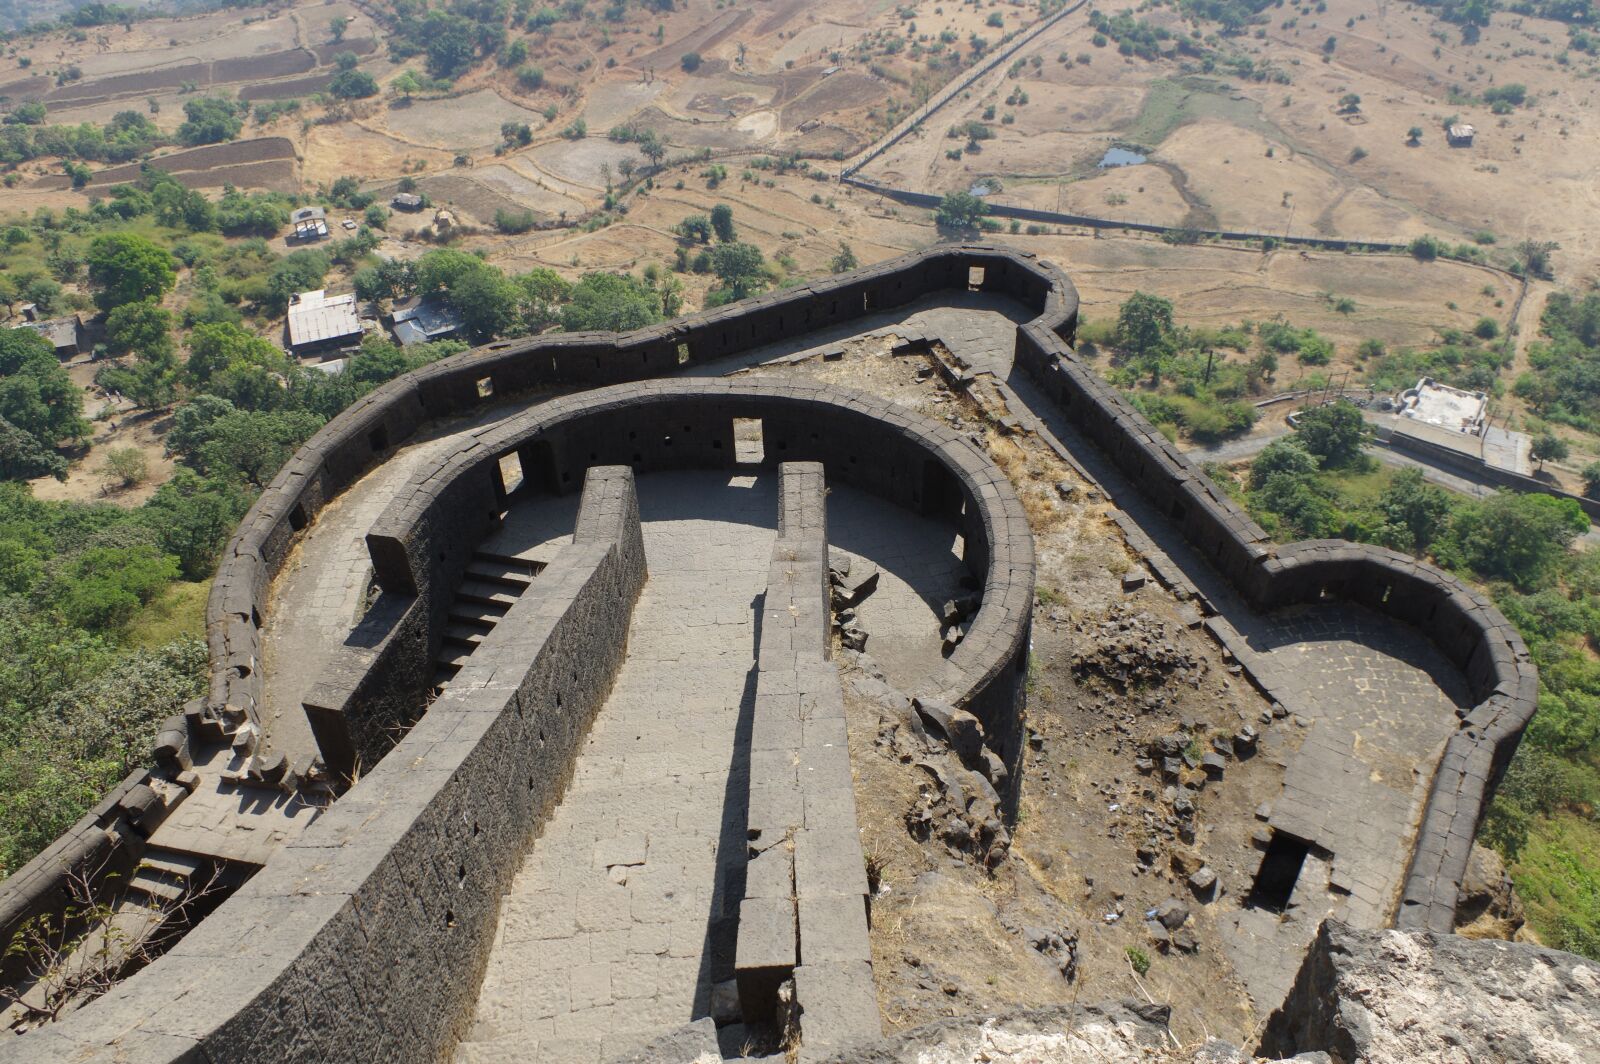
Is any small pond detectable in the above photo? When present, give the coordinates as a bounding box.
[1097,146,1147,168]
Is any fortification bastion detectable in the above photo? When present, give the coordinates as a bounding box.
[0,245,1572,1064]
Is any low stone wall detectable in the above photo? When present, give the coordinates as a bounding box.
[0,467,646,1064]
[0,771,169,987]
[738,463,882,1061]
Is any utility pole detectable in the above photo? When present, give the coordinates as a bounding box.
[1202,348,1215,385]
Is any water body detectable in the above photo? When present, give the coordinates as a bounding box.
[1098,146,1147,168]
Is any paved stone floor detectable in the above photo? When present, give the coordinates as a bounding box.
[1216,604,1469,1010]
[457,472,959,1063]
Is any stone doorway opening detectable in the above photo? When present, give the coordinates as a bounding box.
[734,418,765,465]
[1246,832,1311,913]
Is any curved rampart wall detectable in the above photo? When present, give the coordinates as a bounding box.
[358,377,1037,771]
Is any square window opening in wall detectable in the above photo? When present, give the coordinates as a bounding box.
[498,452,525,496]
[677,342,691,365]
[1246,832,1312,913]
[288,503,308,532]
[476,376,495,399]
[733,418,764,465]
[369,425,389,452]
[968,265,985,290]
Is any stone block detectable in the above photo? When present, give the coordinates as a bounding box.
[736,897,798,1025]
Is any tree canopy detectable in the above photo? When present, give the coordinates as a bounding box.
[86,232,176,311]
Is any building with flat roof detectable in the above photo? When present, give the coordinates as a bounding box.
[391,192,424,212]
[390,295,465,346]
[1447,123,1475,147]
[1397,377,1488,435]
[286,289,362,356]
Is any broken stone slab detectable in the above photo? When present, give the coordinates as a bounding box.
[1121,570,1148,592]
[1201,753,1226,779]
[1189,867,1218,898]
[830,558,880,604]
[913,699,984,766]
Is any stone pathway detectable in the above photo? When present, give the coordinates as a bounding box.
[459,472,774,1064]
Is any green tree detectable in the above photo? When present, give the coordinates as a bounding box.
[1294,400,1372,468]
[710,203,736,243]
[830,243,859,274]
[1444,492,1588,590]
[1532,432,1570,471]
[104,300,174,362]
[681,52,702,72]
[329,67,379,99]
[934,191,986,233]
[1582,461,1600,499]
[1116,291,1175,362]
[265,249,330,312]
[637,129,667,171]
[676,214,712,243]
[413,250,526,339]
[1249,437,1319,492]
[175,96,243,146]
[330,15,349,42]
[0,329,89,470]
[1378,468,1454,555]
[514,267,572,333]
[1407,125,1424,146]
[1248,439,1338,539]
[190,408,324,487]
[185,322,293,411]
[393,69,426,99]
[559,272,665,332]
[45,543,181,630]
[354,258,415,302]
[86,232,176,311]
[711,242,768,300]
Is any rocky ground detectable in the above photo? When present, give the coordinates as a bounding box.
[806,920,1600,1064]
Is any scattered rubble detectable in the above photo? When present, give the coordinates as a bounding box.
[1069,607,1207,690]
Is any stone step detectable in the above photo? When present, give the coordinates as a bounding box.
[449,601,507,626]
[444,623,489,648]
[432,666,457,690]
[457,580,520,608]
[126,868,187,906]
[137,848,206,882]
[472,549,546,576]
[438,645,476,670]
[464,558,537,588]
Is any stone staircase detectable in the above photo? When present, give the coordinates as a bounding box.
[433,550,544,690]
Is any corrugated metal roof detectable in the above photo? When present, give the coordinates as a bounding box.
[287,290,362,349]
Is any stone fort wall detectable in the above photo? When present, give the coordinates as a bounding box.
[0,244,1538,1061]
